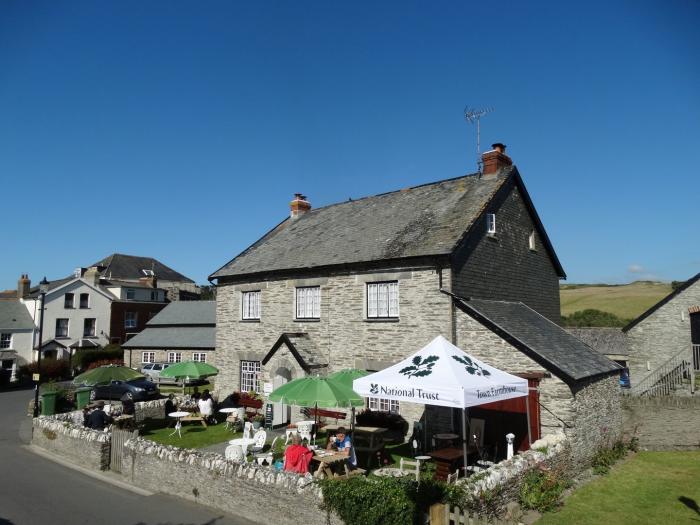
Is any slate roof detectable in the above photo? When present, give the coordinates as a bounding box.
[262,333,327,372]
[122,327,215,350]
[565,328,628,357]
[212,171,515,279]
[91,254,195,283]
[623,272,700,332]
[0,301,34,330]
[146,301,215,326]
[456,298,621,383]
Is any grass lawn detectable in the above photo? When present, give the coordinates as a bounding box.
[140,418,241,448]
[560,281,671,320]
[538,451,700,525]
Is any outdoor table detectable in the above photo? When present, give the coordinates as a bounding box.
[311,450,348,479]
[428,447,465,481]
[433,432,459,447]
[168,411,190,438]
[219,407,238,430]
[373,467,411,478]
[415,455,432,470]
[229,437,256,454]
[324,424,388,468]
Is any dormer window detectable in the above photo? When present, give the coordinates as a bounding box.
[528,230,536,251]
[486,213,496,235]
[141,269,155,276]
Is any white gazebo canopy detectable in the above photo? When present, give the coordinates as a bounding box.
[353,335,528,408]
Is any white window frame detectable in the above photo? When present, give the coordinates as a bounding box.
[192,352,207,363]
[295,286,320,319]
[126,288,135,300]
[368,397,400,414]
[367,281,399,319]
[240,360,261,393]
[0,333,11,349]
[141,269,155,276]
[528,230,536,251]
[142,352,155,364]
[79,293,90,309]
[83,318,96,337]
[242,291,261,320]
[486,213,496,234]
[56,318,69,338]
[125,312,138,329]
[167,352,182,363]
[64,293,74,309]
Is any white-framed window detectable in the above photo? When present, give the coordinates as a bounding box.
[126,288,135,300]
[242,291,261,320]
[368,397,400,414]
[367,281,399,318]
[56,318,69,338]
[167,352,182,363]
[193,352,207,363]
[486,213,496,234]
[83,318,96,337]
[142,352,155,364]
[141,269,155,276]
[296,286,320,319]
[0,333,11,349]
[240,360,261,393]
[125,312,138,329]
[79,293,89,309]
[64,293,74,309]
[528,230,536,251]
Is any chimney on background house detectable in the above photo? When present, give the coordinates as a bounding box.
[290,193,311,219]
[83,266,101,286]
[481,143,513,178]
[139,275,158,288]
[17,274,31,298]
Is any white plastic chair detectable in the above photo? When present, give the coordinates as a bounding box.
[243,422,253,440]
[296,422,312,443]
[225,444,246,463]
[446,470,459,484]
[255,435,279,466]
[400,458,420,481]
[250,429,267,455]
[284,427,297,445]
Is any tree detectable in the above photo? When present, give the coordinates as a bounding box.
[561,309,630,327]
[199,285,216,300]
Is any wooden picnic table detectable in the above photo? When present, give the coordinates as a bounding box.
[324,424,388,469]
[428,447,467,481]
[180,414,207,427]
[311,450,349,479]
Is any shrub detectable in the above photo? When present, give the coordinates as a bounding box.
[519,466,568,512]
[87,359,124,370]
[561,309,630,327]
[72,347,123,371]
[592,440,628,475]
[18,359,71,381]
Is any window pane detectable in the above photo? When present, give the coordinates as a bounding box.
[296,287,319,319]
[367,284,378,317]
[240,360,261,393]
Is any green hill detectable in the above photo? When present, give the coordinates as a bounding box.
[560,281,672,321]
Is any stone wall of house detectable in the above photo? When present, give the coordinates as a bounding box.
[122,348,215,370]
[215,267,453,432]
[31,414,111,471]
[121,437,341,525]
[622,396,700,450]
[451,181,562,323]
[625,279,700,384]
[454,311,574,438]
[567,375,622,465]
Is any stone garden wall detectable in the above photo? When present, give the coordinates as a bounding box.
[622,396,700,450]
[121,437,341,525]
[32,413,111,471]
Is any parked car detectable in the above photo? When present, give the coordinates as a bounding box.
[89,378,160,401]
[141,362,205,385]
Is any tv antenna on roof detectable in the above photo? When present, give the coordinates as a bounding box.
[464,106,493,172]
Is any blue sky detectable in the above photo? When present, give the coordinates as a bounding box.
[1,1,698,291]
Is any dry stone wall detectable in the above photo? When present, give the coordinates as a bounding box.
[32,414,111,470]
[622,396,700,450]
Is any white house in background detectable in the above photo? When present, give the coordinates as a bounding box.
[0,299,35,381]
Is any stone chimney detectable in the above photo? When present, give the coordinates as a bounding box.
[139,275,158,288]
[290,193,311,219]
[83,266,101,286]
[481,143,513,178]
[17,274,31,298]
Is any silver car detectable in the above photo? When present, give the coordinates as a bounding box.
[141,362,179,384]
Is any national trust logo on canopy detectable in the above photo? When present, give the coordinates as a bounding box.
[399,355,439,378]
[451,354,491,377]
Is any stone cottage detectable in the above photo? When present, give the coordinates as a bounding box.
[623,272,700,390]
[209,144,621,462]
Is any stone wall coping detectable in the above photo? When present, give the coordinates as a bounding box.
[33,414,111,443]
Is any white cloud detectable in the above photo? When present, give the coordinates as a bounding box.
[628,264,644,273]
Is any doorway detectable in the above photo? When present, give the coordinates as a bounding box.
[272,367,292,427]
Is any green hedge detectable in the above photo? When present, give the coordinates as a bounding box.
[72,345,123,370]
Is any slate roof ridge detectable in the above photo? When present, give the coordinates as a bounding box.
[623,272,700,332]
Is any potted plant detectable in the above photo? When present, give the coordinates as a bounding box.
[252,413,264,429]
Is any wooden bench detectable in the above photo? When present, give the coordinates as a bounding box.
[180,415,207,427]
[306,408,347,423]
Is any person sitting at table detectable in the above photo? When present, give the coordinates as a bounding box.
[86,401,112,431]
[198,392,214,424]
[284,434,313,474]
[327,427,357,468]
[120,393,135,416]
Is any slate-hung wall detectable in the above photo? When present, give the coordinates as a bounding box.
[215,266,453,424]
[452,181,562,323]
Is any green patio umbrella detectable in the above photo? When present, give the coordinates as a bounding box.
[268,375,364,429]
[159,361,219,393]
[73,365,144,386]
[328,369,369,434]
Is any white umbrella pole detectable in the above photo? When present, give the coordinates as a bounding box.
[525,393,532,448]
[462,408,468,475]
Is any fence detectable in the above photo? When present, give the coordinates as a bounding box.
[692,344,700,373]
[427,504,517,525]
[628,347,694,397]
[110,428,138,473]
